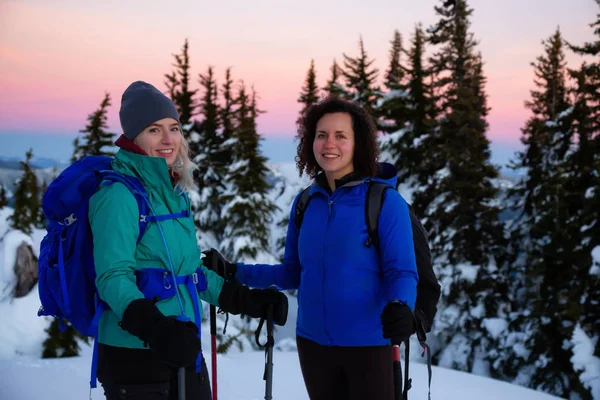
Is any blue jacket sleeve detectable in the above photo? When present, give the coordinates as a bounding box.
[235,192,303,290]
[378,189,419,309]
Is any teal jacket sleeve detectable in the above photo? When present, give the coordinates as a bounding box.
[89,183,144,319]
[198,266,224,307]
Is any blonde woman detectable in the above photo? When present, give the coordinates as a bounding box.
[89,81,288,399]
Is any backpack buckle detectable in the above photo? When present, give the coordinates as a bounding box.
[163,272,171,290]
[140,215,148,223]
[192,272,199,285]
[59,213,77,226]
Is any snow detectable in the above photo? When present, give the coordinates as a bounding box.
[571,325,600,399]
[482,318,508,339]
[1,230,34,300]
[0,162,595,399]
[0,207,51,360]
[586,187,596,199]
[557,106,575,119]
[0,340,566,400]
[455,262,478,284]
[0,288,51,359]
[591,246,600,276]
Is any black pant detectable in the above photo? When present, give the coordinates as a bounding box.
[97,344,211,400]
[296,336,394,400]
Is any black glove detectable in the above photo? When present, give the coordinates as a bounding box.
[202,248,237,281]
[381,302,415,343]
[218,281,288,326]
[119,298,200,368]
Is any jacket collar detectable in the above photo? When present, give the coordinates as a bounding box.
[114,134,181,186]
[315,171,364,195]
[311,163,399,196]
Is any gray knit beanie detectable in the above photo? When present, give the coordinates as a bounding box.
[119,81,181,140]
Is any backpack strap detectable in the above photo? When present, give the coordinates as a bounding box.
[365,181,433,400]
[101,172,191,242]
[100,172,151,242]
[364,181,391,249]
[294,186,312,230]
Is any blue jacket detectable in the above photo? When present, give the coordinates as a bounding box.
[236,163,418,346]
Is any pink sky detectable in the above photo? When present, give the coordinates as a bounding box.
[0,0,597,147]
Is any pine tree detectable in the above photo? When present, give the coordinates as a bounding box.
[192,66,225,248]
[37,180,48,228]
[41,319,83,358]
[342,37,381,116]
[298,59,319,119]
[219,68,236,167]
[323,59,348,98]
[567,1,600,361]
[71,93,115,163]
[501,29,591,398]
[8,149,38,235]
[164,38,198,136]
[377,30,408,134]
[380,25,438,188]
[0,185,8,208]
[425,0,507,374]
[221,83,277,262]
[385,30,404,90]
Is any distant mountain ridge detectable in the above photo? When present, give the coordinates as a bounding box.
[0,155,70,170]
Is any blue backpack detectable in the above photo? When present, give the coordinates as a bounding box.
[37,155,150,337]
[37,155,208,389]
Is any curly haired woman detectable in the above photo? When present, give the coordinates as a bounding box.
[204,97,418,400]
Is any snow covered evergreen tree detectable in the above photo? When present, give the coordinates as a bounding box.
[379,25,438,191]
[567,3,600,365]
[342,37,381,117]
[41,319,82,358]
[323,59,348,98]
[36,180,47,228]
[298,59,319,119]
[220,83,277,263]
[500,28,593,398]
[425,0,508,374]
[8,149,38,236]
[165,38,198,141]
[71,92,115,163]
[191,66,225,249]
[377,30,408,133]
[0,185,8,208]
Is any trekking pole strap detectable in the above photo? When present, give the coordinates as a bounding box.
[421,342,432,400]
[254,315,275,348]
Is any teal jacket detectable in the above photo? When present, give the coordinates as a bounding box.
[88,149,223,348]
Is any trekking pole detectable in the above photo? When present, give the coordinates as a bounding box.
[178,367,186,400]
[206,250,221,400]
[210,304,218,400]
[254,287,279,400]
[264,304,275,400]
[392,337,402,400]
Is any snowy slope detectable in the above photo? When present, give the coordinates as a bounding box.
[0,163,597,399]
[0,342,566,400]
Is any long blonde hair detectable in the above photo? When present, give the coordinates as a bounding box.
[171,135,198,192]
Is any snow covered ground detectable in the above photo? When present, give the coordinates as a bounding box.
[0,160,598,399]
[0,342,566,400]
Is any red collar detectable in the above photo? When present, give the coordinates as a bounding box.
[115,135,148,155]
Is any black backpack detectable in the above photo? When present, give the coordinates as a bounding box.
[294,180,441,399]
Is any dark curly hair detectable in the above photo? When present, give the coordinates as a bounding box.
[295,96,380,179]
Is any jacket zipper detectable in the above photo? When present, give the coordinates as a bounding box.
[322,197,334,345]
